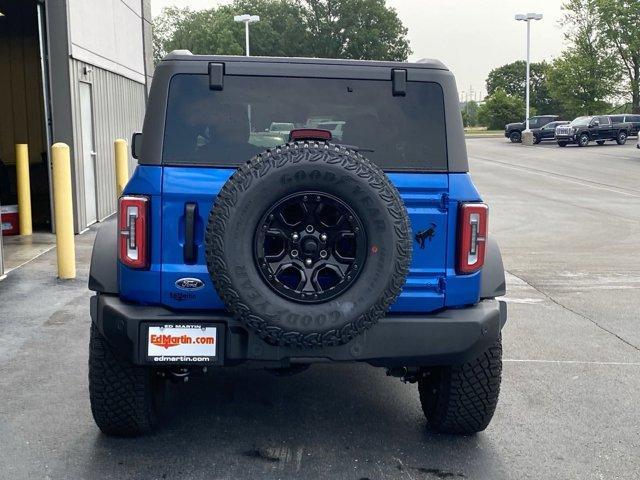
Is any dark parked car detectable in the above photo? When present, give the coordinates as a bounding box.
[88,51,507,437]
[532,121,570,144]
[505,115,559,143]
[555,115,631,147]
[608,114,640,136]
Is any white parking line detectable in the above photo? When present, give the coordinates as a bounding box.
[501,297,544,304]
[504,359,640,366]
[470,155,640,198]
[3,245,56,275]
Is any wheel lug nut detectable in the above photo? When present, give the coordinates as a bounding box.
[305,258,312,267]
[292,233,300,241]
[305,225,314,233]
[320,250,328,259]
[320,233,327,242]
[291,249,299,257]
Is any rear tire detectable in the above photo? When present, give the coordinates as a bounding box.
[532,135,541,145]
[596,140,605,146]
[89,324,163,436]
[418,336,502,434]
[578,133,590,147]
[616,131,627,145]
[509,131,521,143]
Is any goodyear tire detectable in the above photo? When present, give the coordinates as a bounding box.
[88,324,163,436]
[418,335,503,434]
[205,142,412,349]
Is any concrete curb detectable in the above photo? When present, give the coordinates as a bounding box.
[465,134,505,139]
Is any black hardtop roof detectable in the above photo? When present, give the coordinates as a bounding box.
[163,50,449,71]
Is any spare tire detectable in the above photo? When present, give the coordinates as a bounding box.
[205,142,412,349]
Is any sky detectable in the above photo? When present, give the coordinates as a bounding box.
[151,0,567,100]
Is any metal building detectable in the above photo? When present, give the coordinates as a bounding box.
[0,0,153,240]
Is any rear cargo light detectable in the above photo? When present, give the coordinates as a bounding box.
[457,203,488,274]
[118,196,149,269]
[289,128,332,141]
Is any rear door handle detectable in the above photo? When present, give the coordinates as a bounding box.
[184,203,197,264]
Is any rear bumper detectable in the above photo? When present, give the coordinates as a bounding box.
[90,294,507,368]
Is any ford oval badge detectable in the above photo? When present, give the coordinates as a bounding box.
[175,278,205,291]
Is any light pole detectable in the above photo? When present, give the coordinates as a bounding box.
[234,14,260,56]
[515,13,543,132]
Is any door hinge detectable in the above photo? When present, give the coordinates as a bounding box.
[439,193,449,212]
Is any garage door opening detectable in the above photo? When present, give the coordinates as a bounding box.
[0,0,52,233]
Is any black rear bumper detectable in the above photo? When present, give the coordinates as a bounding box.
[90,294,507,368]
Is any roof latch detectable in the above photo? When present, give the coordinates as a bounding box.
[209,63,224,90]
[392,69,407,96]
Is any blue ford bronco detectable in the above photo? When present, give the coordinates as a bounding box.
[88,51,507,436]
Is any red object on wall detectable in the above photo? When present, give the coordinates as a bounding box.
[1,205,19,236]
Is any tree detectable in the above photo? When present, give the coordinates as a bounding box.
[477,90,527,130]
[546,0,621,117]
[485,61,559,114]
[153,7,244,63]
[153,0,411,64]
[300,0,410,60]
[591,0,640,113]
[560,0,639,113]
[461,100,479,127]
[547,52,616,118]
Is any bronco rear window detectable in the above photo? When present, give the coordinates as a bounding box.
[162,74,448,171]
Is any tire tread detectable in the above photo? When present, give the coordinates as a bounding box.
[418,336,502,434]
[88,324,158,436]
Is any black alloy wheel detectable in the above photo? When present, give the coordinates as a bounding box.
[254,191,367,303]
[578,133,590,147]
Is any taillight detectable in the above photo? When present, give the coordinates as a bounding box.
[457,203,488,274]
[118,196,149,269]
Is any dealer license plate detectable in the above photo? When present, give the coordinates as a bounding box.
[146,325,217,363]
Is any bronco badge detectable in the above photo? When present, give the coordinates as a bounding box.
[175,278,205,291]
[415,223,437,249]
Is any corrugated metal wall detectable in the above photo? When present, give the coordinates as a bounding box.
[69,58,145,230]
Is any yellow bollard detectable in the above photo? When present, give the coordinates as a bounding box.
[51,143,76,279]
[15,144,33,236]
[114,139,129,197]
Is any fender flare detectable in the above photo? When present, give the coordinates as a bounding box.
[480,237,506,299]
[88,217,118,294]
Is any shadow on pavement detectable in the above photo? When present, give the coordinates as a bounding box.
[74,364,505,479]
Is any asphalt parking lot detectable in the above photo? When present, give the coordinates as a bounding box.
[1,138,639,480]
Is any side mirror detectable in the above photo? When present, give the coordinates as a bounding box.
[131,132,142,159]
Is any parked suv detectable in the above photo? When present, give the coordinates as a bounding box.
[505,115,559,143]
[555,115,630,147]
[88,52,507,437]
[609,114,640,136]
[532,120,569,144]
